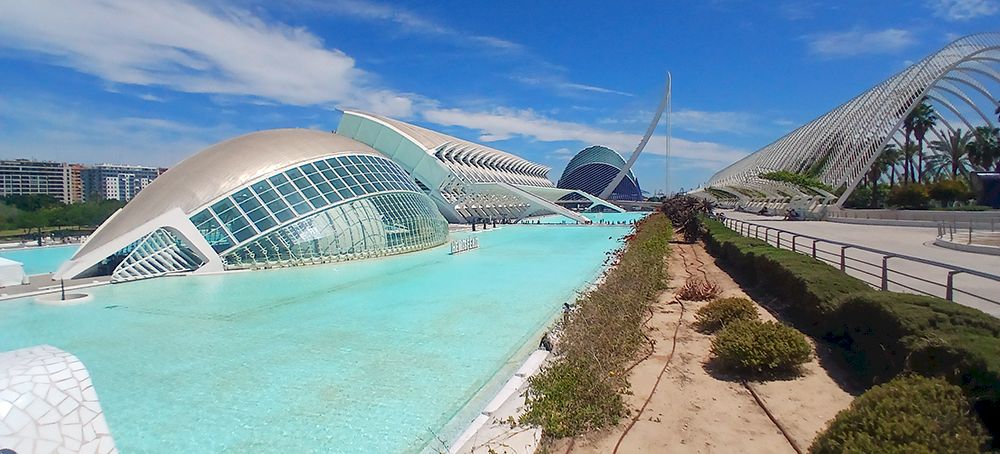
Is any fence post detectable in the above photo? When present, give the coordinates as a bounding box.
[776,230,782,248]
[755,225,760,238]
[812,239,820,259]
[791,234,798,252]
[946,270,961,301]
[881,255,894,291]
[840,245,849,272]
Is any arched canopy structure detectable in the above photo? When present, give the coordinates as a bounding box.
[698,33,1000,207]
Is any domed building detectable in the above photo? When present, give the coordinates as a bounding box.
[56,129,449,282]
[557,146,643,201]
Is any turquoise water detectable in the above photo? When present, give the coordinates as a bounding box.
[0,244,78,275]
[0,225,628,453]
[530,211,652,224]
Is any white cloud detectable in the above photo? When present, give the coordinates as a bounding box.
[0,95,232,166]
[295,0,522,52]
[927,0,999,20]
[0,0,415,116]
[672,110,755,134]
[804,28,916,58]
[510,75,633,98]
[421,107,748,168]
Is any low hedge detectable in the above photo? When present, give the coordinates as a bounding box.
[810,375,988,453]
[829,291,1000,435]
[701,217,870,335]
[701,216,1000,443]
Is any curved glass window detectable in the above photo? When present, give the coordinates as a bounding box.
[190,153,438,262]
[222,191,447,269]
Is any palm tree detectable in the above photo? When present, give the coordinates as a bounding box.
[909,101,938,182]
[881,144,903,187]
[968,125,1000,172]
[866,150,894,207]
[901,142,921,184]
[902,106,916,184]
[928,129,974,179]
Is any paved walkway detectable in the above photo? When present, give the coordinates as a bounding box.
[723,210,1000,317]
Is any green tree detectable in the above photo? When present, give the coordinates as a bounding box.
[928,129,974,179]
[880,144,903,188]
[968,125,1000,172]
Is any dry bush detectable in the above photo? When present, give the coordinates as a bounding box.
[677,277,721,301]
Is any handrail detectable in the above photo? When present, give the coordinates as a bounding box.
[718,216,1000,306]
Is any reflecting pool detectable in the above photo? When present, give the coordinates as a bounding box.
[0,244,78,275]
[0,225,628,453]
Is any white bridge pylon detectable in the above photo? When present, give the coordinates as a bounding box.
[598,72,672,200]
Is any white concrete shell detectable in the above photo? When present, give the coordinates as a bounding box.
[56,129,448,282]
[337,111,622,223]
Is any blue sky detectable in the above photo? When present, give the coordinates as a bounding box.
[1,0,998,194]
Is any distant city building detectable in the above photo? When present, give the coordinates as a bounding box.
[81,164,165,202]
[0,159,83,204]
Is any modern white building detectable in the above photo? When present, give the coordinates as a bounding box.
[337,110,622,223]
[57,113,625,282]
[56,129,450,282]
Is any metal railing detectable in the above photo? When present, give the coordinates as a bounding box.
[937,221,1000,247]
[719,217,1000,309]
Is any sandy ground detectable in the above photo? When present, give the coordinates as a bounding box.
[551,241,855,454]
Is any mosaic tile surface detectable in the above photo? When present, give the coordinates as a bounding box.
[0,345,116,454]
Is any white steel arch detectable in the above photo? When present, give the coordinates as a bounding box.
[700,33,1000,207]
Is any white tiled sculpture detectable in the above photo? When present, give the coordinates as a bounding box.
[0,345,117,454]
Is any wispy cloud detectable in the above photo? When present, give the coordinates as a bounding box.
[292,0,522,52]
[804,28,916,58]
[926,0,999,20]
[510,75,634,98]
[0,0,416,116]
[672,110,755,134]
[0,95,232,166]
[421,107,748,168]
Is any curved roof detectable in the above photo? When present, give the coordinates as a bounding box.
[342,109,551,180]
[557,146,641,200]
[75,129,383,257]
[560,146,637,182]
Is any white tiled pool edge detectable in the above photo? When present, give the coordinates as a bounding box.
[0,345,117,454]
[447,349,549,454]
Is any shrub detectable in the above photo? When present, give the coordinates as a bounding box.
[521,358,626,437]
[810,375,988,454]
[929,179,973,206]
[828,291,1000,435]
[701,217,870,335]
[710,319,812,374]
[676,277,721,301]
[887,184,930,209]
[522,214,672,436]
[660,195,713,242]
[694,297,759,332]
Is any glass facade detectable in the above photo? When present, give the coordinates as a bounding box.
[188,153,447,269]
[223,192,447,268]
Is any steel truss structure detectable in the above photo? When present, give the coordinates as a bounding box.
[695,33,1000,208]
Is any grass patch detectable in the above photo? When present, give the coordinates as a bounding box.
[521,213,671,437]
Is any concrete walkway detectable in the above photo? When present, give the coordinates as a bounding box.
[723,210,1000,317]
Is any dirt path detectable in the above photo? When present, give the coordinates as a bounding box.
[553,241,854,453]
